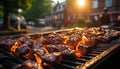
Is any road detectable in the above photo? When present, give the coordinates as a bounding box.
[26,26,56,34]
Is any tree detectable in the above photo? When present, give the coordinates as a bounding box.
[0,0,33,30]
[0,1,3,18]
[24,0,53,20]
[0,0,32,14]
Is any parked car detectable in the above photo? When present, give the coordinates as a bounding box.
[0,16,27,30]
[34,19,46,27]
[10,16,27,29]
[0,19,3,29]
[27,21,35,26]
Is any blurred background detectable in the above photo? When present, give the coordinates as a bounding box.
[0,0,120,35]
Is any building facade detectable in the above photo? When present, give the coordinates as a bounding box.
[46,0,120,27]
[45,1,66,27]
[91,0,120,24]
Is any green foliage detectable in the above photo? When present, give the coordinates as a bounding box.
[0,0,32,14]
[24,0,53,20]
[72,17,86,28]
[0,0,33,30]
[75,17,86,28]
[0,11,3,18]
[0,1,3,16]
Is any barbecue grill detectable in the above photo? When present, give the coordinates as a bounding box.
[0,27,120,69]
[44,40,120,69]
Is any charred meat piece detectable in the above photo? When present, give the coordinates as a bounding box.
[89,37,98,47]
[75,45,86,57]
[2,39,21,50]
[56,44,76,58]
[49,38,60,45]
[30,34,41,40]
[109,30,120,39]
[61,48,75,56]
[57,44,85,58]
[15,44,31,58]
[56,44,69,51]
[67,35,81,47]
[17,36,31,44]
[81,37,97,48]
[41,52,62,63]
[33,47,49,57]
[46,34,63,45]
[24,39,34,48]
[5,39,17,48]
[33,38,48,48]
[97,35,110,43]
[34,47,61,63]
[13,60,41,69]
[33,42,42,49]
[39,38,49,45]
[0,39,7,46]
[46,45,60,53]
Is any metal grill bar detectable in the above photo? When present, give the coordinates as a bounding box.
[90,51,102,54]
[80,56,92,59]
[61,60,83,65]
[46,38,120,69]
[1,29,120,69]
[76,44,119,69]
[61,63,76,69]
[44,66,56,69]
[86,53,97,57]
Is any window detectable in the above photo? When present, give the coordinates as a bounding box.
[105,0,112,7]
[61,13,64,19]
[92,0,98,8]
[94,15,98,21]
[63,5,65,8]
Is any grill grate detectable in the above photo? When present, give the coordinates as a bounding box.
[0,29,120,69]
[43,38,120,69]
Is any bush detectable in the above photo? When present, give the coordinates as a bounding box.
[73,17,86,28]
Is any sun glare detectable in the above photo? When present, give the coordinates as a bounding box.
[78,0,85,6]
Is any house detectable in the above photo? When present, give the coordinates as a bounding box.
[45,1,66,27]
[90,0,120,24]
[46,0,120,27]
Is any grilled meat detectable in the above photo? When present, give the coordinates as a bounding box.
[33,38,48,48]
[13,60,41,69]
[46,45,60,53]
[33,47,49,57]
[24,39,34,48]
[0,27,120,68]
[15,44,31,58]
[41,52,62,63]
[34,47,61,63]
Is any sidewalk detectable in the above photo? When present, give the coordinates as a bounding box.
[26,26,56,34]
[0,29,27,36]
[0,26,64,36]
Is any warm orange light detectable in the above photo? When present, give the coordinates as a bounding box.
[34,54,42,64]
[63,36,69,44]
[43,62,50,66]
[54,15,58,20]
[75,45,86,57]
[81,36,89,44]
[10,42,19,52]
[78,0,85,6]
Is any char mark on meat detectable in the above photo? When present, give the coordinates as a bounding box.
[46,45,60,53]
[15,44,31,58]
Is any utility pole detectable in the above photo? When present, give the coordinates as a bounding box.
[3,0,9,30]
